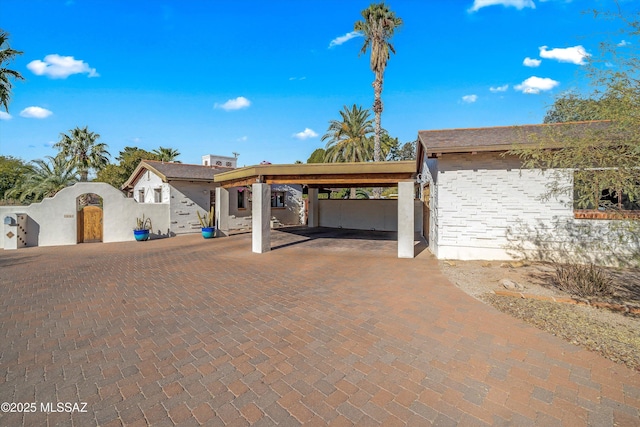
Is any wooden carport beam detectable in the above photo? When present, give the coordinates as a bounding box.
[215,162,416,189]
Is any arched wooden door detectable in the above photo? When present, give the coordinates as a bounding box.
[79,206,103,243]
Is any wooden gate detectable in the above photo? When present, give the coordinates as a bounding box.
[78,206,103,243]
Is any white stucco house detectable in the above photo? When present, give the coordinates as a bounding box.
[121,155,304,235]
[416,121,639,267]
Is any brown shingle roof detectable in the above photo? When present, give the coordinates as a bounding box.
[121,160,232,190]
[417,120,610,157]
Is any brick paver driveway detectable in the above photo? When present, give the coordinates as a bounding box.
[1,228,638,426]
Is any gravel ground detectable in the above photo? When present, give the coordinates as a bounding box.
[440,260,640,371]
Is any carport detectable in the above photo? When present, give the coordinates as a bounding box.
[213,161,418,258]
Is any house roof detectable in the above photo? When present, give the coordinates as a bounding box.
[416,120,611,159]
[121,160,232,190]
[213,161,416,189]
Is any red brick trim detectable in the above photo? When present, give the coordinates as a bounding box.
[574,210,640,220]
[493,290,640,315]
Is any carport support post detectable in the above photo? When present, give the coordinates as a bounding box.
[252,183,271,253]
[215,187,229,237]
[308,188,319,227]
[398,181,415,258]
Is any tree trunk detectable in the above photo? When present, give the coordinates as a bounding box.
[372,74,384,199]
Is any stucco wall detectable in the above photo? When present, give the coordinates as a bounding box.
[226,185,303,229]
[1,182,170,249]
[318,199,422,232]
[132,171,169,203]
[169,181,215,234]
[424,152,638,266]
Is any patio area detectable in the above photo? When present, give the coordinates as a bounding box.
[0,230,638,426]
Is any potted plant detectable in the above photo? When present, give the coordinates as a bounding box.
[197,206,215,238]
[134,215,152,241]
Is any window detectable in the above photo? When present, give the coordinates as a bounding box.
[138,189,145,203]
[226,161,232,167]
[237,189,245,209]
[271,191,285,208]
[204,160,209,166]
[573,171,640,219]
[154,188,162,203]
[216,160,222,166]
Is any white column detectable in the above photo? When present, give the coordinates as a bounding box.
[252,183,271,253]
[215,187,229,237]
[308,188,319,228]
[398,181,415,258]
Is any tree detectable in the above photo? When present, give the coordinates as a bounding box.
[322,104,374,163]
[0,29,24,113]
[0,155,29,202]
[54,126,110,181]
[6,155,78,202]
[355,3,403,197]
[511,5,640,212]
[322,105,375,199]
[307,148,326,163]
[152,146,181,163]
[543,92,605,124]
[387,140,416,161]
[95,147,159,189]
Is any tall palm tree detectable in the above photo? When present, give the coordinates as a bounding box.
[0,29,24,113]
[152,146,181,163]
[54,126,110,181]
[7,155,78,202]
[355,3,402,196]
[322,105,374,199]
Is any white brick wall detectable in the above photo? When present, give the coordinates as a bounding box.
[423,152,638,266]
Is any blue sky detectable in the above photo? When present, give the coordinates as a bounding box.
[0,0,634,167]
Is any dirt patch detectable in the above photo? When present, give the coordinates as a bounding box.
[440,260,640,371]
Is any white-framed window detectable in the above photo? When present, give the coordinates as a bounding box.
[153,188,162,203]
[271,191,285,208]
[138,189,145,203]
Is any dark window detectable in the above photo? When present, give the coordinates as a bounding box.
[271,191,285,208]
[237,189,245,209]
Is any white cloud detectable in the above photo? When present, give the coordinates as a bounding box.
[288,76,306,81]
[293,128,318,140]
[539,45,589,65]
[237,136,248,142]
[462,94,478,103]
[215,96,251,111]
[490,84,509,92]
[27,54,99,79]
[0,111,12,120]
[618,40,630,47]
[468,0,535,13]
[19,106,53,118]
[329,31,362,48]
[523,57,541,67]
[514,76,559,94]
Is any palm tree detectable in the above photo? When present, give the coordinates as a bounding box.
[0,29,24,113]
[7,155,78,202]
[322,104,374,163]
[152,146,181,163]
[54,126,110,181]
[322,105,374,198]
[355,3,402,196]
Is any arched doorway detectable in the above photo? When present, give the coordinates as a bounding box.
[77,193,103,243]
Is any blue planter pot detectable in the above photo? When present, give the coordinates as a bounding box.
[201,227,215,238]
[134,229,150,241]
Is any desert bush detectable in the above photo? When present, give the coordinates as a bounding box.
[554,263,615,298]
